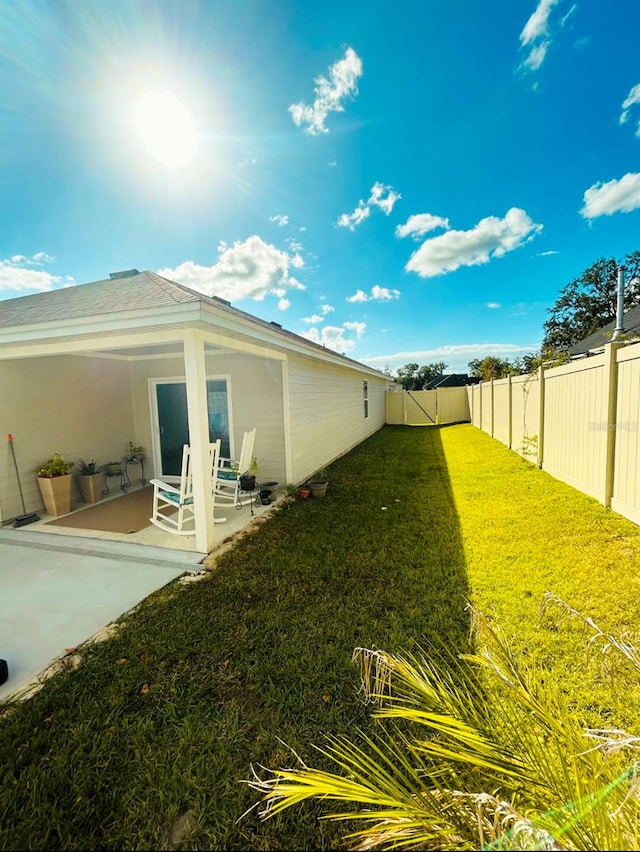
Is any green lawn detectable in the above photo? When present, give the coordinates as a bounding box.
[2,424,640,850]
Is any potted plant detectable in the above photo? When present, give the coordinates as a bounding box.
[77,458,104,504]
[308,468,329,498]
[298,483,311,499]
[36,453,74,516]
[127,441,144,461]
[104,460,123,476]
[239,457,259,492]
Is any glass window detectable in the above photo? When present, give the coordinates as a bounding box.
[363,380,369,419]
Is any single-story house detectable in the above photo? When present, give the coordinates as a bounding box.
[0,269,391,552]
[569,304,640,356]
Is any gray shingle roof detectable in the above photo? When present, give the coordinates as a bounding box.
[569,304,640,354]
[0,270,201,328]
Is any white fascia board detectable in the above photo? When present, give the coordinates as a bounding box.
[0,328,188,360]
[0,302,202,346]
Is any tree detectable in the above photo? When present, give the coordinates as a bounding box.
[542,251,640,352]
[394,361,448,390]
[468,356,522,381]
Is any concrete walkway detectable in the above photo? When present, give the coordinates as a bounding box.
[0,528,205,703]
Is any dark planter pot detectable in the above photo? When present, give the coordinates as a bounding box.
[259,490,272,505]
[308,480,328,498]
[240,475,256,491]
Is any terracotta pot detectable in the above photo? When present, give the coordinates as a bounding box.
[37,473,72,516]
[298,485,311,499]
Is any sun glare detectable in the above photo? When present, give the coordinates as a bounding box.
[132,87,198,168]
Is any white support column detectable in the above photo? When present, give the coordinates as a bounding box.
[183,330,215,554]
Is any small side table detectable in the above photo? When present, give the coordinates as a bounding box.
[103,466,127,495]
[124,456,147,489]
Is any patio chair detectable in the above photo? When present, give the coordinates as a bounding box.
[149,440,223,535]
[214,427,257,509]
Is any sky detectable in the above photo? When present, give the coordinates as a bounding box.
[1,0,640,375]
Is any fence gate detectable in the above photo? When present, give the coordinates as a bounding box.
[385,388,470,425]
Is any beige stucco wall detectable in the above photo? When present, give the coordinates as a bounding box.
[287,354,386,484]
[0,355,134,520]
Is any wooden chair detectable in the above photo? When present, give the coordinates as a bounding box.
[214,428,257,508]
[149,440,222,535]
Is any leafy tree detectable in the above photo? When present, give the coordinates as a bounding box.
[249,597,640,850]
[394,361,448,390]
[468,356,522,381]
[542,251,640,352]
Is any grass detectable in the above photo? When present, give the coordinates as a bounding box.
[2,424,640,849]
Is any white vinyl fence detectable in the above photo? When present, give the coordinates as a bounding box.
[468,341,640,525]
[386,387,470,425]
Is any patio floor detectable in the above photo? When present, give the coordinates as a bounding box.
[11,483,279,554]
[0,486,282,702]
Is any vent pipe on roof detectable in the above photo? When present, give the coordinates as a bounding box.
[109,269,140,280]
[612,266,626,341]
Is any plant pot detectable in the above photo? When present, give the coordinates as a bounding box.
[37,473,73,516]
[240,475,256,491]
[308,480,328,498]
[78,472,103,504]
[105,464,122,476]
[298,485,311,499]
[259,489,272,505]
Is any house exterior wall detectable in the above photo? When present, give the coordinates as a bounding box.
[128,351,286,484]
[0,355,134,521]
[286,354,386,484]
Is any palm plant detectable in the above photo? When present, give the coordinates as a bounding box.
[247,595,640,850]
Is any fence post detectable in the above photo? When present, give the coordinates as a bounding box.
[537,366,546,468]
[507,374,512,449]
[604,342,622,507]
[490,379,494,437]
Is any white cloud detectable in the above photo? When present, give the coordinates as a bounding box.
[518,0,560,73]
[158,236,306,302]
[405,208,543,278]
[347,285,400,302]
[289,47,362,135]
[395,213,450,239]
[300,325,358,352]
[487,302,501,309]
[369,182,401,214]
[337,182,401,231]
[337,204,370,231]
[320,304,334,315]
[538,250,559,256]
[269,214,289,227]
[620,84,640,136]
[580,173,640,218]
[343,321,366,339]
[301,314,323,325]
[0,253,66,293]
[277,298,290,311]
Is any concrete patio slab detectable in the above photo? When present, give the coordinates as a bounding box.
[0,528,203,703]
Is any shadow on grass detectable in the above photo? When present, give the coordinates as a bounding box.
[0,425,471,851]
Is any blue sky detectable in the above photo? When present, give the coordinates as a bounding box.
[2,0,640,374]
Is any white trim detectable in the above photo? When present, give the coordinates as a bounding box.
[281,359,292,485]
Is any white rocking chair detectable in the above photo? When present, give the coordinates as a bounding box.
[215,428,257,508]
[149,440,222,535]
